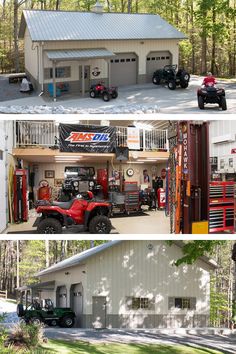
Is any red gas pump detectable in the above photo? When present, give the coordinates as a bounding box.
[13,169,28,222]
[37,180,51,201]
[157,188,166,209]
[97,169,108,199]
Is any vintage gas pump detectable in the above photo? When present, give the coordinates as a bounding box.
[13,169,28,222]
[168,121,209,234]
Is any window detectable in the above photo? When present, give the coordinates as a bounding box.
[147,57,150,61]
[131,58,136,62]
[151,57,155,61]
[126,58,131,62]
[110,60,114,63]
[59,293,67,298]
[44,66,71,79]
[161,56,165,59]
[128,297,150,310]
[169,297,196,310]
[120,59,125,62]
[115,59,119,63]
[166,56,170,59]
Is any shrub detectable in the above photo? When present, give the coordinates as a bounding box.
[7,322,45,349]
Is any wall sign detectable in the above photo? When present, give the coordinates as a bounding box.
[127,127,140,150]
[59,124,116,153]
[231,148,236,154]
[92,67,101,77]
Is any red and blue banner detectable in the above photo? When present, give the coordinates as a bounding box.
[59,124,116,153]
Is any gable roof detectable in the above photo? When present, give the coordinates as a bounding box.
[36,240,217,277]
[19,10,186,42]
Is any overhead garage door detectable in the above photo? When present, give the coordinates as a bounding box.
[146,51,172,82]
[71,283,83,327]
[57,286,67,308]
[110,53,137,86]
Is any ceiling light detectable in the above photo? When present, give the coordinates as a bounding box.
[55,155,82,158]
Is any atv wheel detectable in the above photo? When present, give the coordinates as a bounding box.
[198,96,204,110]
[112,91,118,99]
[152,76,161,85]
[102,92,111,102]
[220,96,227,111]
[90,90,96,98]
[180,81,189,89]
[17,303,25,317]
[37,218,62,234]
[60,315,75,328]
[30,317,41,326]
[89,215,112,234]
[168,80,176,90]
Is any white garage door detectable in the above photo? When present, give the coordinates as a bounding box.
[57,286,67,308]
[110,53,138,86]
[146,51,172,82]
[71,283,83,327]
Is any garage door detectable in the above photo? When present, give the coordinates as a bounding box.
[110,53,137,86]
[146,51,171,82]
[71,283,83,327]
[57,286,67,308]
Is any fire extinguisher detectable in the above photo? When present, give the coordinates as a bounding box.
[157,188,166,209]
[37,180,51,201]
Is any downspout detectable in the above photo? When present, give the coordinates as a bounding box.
[40,41,44,94]
[4,121,8,230]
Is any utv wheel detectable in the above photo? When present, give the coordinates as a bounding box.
[90,90,96,98]
[180,81,189,89]
[168,80,176,90]
[30,317,41,326]
[17,303,25,317]
[198,96,204,110]
[102,92,110,102]
[60,316,75,328]
[112,91,118,99]
[220,96,227,111]
[152,76,161,85]
[37,218,62,234]
[89,215,112,234]
[181,72,190,82]
[48,319,58,326]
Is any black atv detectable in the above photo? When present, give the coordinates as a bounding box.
[17,299,76,327]
[197,83,227,110]
[152,64,190,90]
[90,82,118,101]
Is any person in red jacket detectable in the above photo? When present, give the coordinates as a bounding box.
[202,72,216,86]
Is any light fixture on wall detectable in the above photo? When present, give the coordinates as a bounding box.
[65,271,70,275]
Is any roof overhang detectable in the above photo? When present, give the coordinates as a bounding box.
[16,281,56,292]
[46,48,116,61]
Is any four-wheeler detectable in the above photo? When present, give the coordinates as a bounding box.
[34,192,112,234]
[90,82,118,101]
[59,166,101,202]
[197,82,227,110]
[17,299,75,328]
[152,64,190,90]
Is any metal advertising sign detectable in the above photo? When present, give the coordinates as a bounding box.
[59,124,116,153]
[127,127,140,150]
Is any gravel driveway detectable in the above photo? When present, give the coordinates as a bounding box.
[0,76,235,113]
[0,299,18,324]
[44,328,236,354]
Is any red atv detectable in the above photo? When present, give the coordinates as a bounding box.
[197,82,227,110]
[35,192,112,234]
[90,82,118,102]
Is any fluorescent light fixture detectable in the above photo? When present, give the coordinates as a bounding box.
[147,157,167,160]
[55,155,82,158]
[128,161,144,164]
[55,160,80,163]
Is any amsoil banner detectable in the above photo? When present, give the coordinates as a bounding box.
[59,124,117,153]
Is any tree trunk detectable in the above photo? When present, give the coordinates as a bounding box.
[13,0,20,73]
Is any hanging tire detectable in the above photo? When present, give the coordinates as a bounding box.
[90,90,96,98]
[198,96,204,109]
[102,92,111,102]
[17,303,25,317]
[37,218,62,234]
[168,80,176,90]
[89,215,112,234]
[30,317,41,326]
[220,96,227,111]
[60,315,75,328]
[112,91,118,99]
[152,76,161,85]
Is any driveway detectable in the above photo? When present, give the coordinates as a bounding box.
[44,328,236,354]
[0,76,235,113]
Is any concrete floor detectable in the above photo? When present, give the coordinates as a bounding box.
[5,209,170,234]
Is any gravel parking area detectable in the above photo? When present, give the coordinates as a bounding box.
[0,75,37,102]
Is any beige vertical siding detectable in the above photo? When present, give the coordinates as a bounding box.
[24,28,39,80]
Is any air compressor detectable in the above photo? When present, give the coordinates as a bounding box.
[13,169,28,222]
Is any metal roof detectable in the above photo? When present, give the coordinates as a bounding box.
[36,240,217,277]
[46,48,115,61]
[19,10,186,41]
[16,281,56,291]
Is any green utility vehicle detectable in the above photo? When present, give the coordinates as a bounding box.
[17,298,76,328]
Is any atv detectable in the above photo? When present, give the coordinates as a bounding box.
[152,64,190,90]
[90,82,118,101]
[197,82,227,110]
[34,192,112,234]
[17,299,75,328]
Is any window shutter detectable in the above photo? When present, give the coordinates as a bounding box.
[126,296,133,310]
[190,297,196,310]
[168,297,175,310]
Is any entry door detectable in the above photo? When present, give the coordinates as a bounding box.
[79,65,90,92]
[92,296,106,329]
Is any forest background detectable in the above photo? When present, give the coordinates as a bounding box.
[0,0,236,77]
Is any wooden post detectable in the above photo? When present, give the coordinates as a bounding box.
[52,60,56,102]
[107,59,111,86]
[82,63,85,96]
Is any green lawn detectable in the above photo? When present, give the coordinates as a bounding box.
[41,339,224,354]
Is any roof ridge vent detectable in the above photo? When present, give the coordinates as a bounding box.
[91,1,104,13]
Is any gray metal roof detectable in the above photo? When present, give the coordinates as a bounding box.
[46,48,115,61]
[36,240,217,277]
[19,10,186,41]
